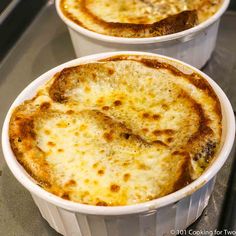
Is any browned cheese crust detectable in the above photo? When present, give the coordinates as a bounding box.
[9,55,222,205]
[59,0,222,38]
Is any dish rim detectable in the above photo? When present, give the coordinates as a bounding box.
[55,0,230,44]
[2,51,235,215]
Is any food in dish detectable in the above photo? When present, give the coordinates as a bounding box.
[9,55,222,206]
[59,0,222,37]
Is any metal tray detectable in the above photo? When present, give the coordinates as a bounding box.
[0,2,235,235]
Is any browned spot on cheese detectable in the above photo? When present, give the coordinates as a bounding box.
[93,180,98,185]
[48,70,69,103]
[141,113,160,120]
[96,201,108,206]
[102,106,110,111]
[15,116,21,121]
[40,102,51,110]
[142,128,149,133]
[92,73,97,80]
[123,173,130,182]
[142,112,150,118]
[173,159,192,191]
[153,114,160,120]
[47,141,56,147]
[190,74,220,104]
[153,129,175,136]
[44,129,51,135]
[110,184,120,192]
[121,133,130,139]
[74,131,79,136]
[84,179,89,183]
[114,100,122,106]
[66,110,74,115]
[167,137,173,143]
[65,179,76,187]
[18,119,35,139]
[162,104,169,110]
[172,150,189,156]
[108,68,115,75]
[187,103,213,144]
[98,169,104,175]
[103,131,113,142]
[57,148,64,152]
[61,192,70,200]
[153,140,168,147]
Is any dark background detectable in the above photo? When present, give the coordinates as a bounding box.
[230,0,236,10]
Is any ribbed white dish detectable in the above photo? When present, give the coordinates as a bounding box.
[2,52,235,236]
[32,177,216,236]
[55,0,229,69]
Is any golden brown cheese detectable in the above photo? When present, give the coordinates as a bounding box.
[60,0,222,37]
[9,55,222,206]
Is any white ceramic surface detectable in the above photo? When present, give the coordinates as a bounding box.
[55,0,230,69]
[31,176,216,236]
[2,52,235,236]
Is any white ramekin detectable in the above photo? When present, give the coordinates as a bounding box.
[2,52,235,236]
[55,0,230,69]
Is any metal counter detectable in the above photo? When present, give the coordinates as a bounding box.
[0,2,235,235]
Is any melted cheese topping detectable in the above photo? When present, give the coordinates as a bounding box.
[85,0,188,24]
[60,0,222,37]
[35,111,187,205]
[9,56,222,206]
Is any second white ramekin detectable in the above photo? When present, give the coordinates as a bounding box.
[55,0,230,69]
[2,52,235,236]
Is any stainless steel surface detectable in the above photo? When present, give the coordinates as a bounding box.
[0,3,235,235]
[0,0,20,24]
